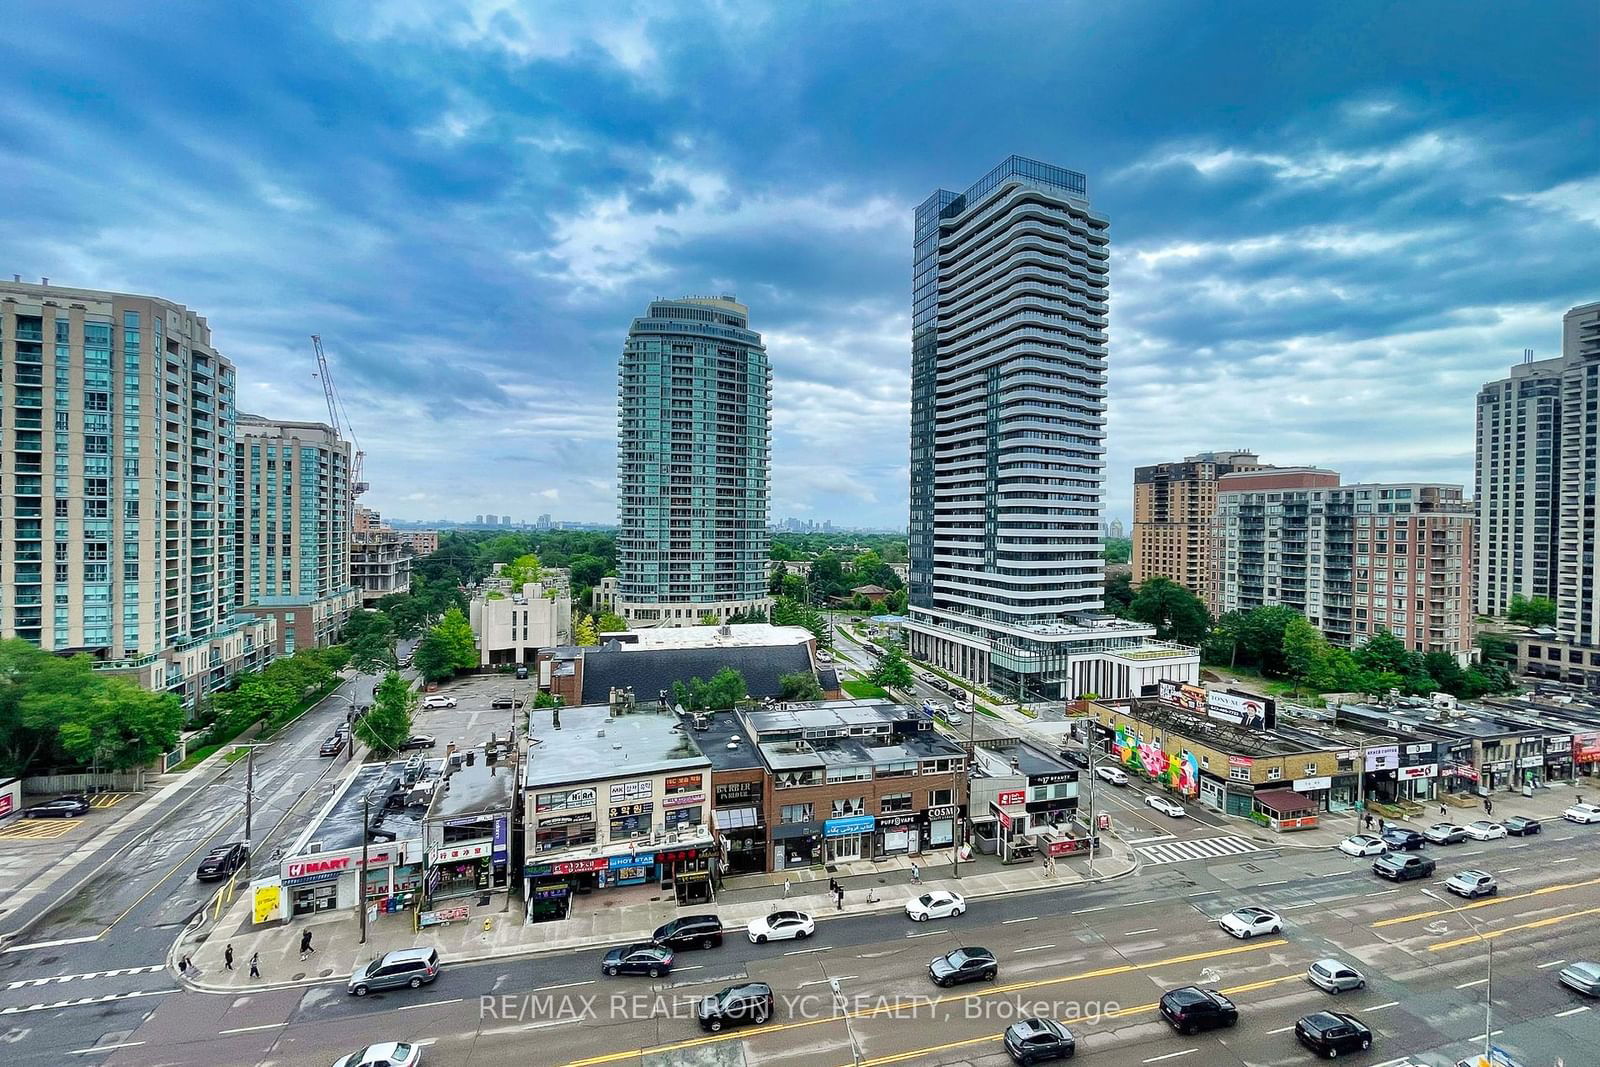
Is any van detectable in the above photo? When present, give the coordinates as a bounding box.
[515,663,529,679]
[348,947,440,996]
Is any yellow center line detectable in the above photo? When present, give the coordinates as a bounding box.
[843,973,1307,1067]
[1371,875,1600,928]
[1429,906,1600,952]
[559,938,1291,1066]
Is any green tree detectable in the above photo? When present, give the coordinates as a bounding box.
[573,615,599,646]
[768,562,789,597]
[597,612,629,632]
[772,595,829,645]
[1126,577,1212,646]
[1507,593,1557,626]
[769,541,796,562]
[342,609,393,645]
[1476,632,1517,666]
[499,553,543,590]
[781,573,807,601]
[1355,628,1410,675]
[356,671,416,755]
[412,631,456,683]
[567,554,609,589]
[59,679,183,772]
[885,588,908,614]
[1104,571,1135,616]
[1282,615,1330,690]
[1236,605,1302,677]
[778,671,824,701]
[347,631,396,675]
[1103,537,1131,565]
[434,607,478,671]
[671,667,749,711]
[869,644,915,690]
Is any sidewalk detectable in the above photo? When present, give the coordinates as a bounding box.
[177,839,1138,991]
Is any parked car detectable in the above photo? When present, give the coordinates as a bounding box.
[1463,820,1508,841]
[1095,766,1128,787]
[945,710,965,726]
[1145,795,1186,818]
[1373,853,1436,882]
[195,842,249,881]
[746,910,814,944]
[23,797,91,818]
[601,942,674,978]
[331,1043,422,1067]
[1338,834,1388,857]
[651,915,723,951]
[1218,907,1283,939]
[514,664,529,679]
[1003,1017,1076,1064]
[1423,822,1468,845]
[347,948,440,996]
[1306,958,1366,994]
[1444,869,1497,899]
[1380,827,1426,851]
[905,890,966,922]
[1295,1010,1373,1058]
[320,736,345,757]
[421,696,457,710]
[1158,986,1238,1034]
[399,734,436,751]
[1557,961,1600,997]
[1063,749,1090,769]
[490,696,525,710]
[696,982,774,1032]
[1563,803,1600,824]
[928,946,998,987]
[1504,815,1542,836]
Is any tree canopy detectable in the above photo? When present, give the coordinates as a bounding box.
[778,671,824,701]
[1506,593,1557,627]
[672,667,749,711]
[869,644,915,690]
[1125,577,1212,646]
[356,671,416,755]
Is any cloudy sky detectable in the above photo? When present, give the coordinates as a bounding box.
[3,1,1596,529]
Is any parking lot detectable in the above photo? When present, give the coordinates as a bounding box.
[408,672,538,755]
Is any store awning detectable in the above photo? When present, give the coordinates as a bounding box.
[713,807,760,830]
[770,820,822,841]
[1253,788,1316,814]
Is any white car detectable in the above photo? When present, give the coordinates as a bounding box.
[1462,820,1507,841]
[905,889,966,922]
[1218,906,1283,939]
[421,696,457,710]
[332,1043,422,1067]
[1338,834,1388,857]
[1145,795,1185,818]
[1563,802,1600,824]
[747,910,815,944]
[1095,766,1128,787]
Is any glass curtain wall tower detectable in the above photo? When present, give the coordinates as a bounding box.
[615,296,771,626]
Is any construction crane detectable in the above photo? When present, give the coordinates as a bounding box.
[311,334,368,495]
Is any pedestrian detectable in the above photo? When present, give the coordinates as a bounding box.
[299,929,315,961]
[1363,813,1372,831]
[828,876,839,896]
[910,862,921,885]
[1377,817,1385,833]
[782,879,791,900]
[835,886,844,911]
[1440,803,1447,816]
[178,954,192,976]
[248,952,260,980]
[224,944,234,971]
[1485,796,1494,816]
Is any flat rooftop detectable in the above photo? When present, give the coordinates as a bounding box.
[692,711,764,772]
[973,738,1075,779]
[296,759,437,855]
[1337,702,1532,739]
[525,703,708,789]
[594,623,814,650]
[430,754,517,821]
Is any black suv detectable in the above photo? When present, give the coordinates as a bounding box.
[1372,853,1435,881]
[1159,986,1238,1034]
[1295,1011,1372,1057]
[490,696,525,710]
[1003,1017,1076,1063]
[696,982,774,1032]
[653,914,723,951]
[1379,827,1426,851]
[928,947,998,987]
[196,842,249,881]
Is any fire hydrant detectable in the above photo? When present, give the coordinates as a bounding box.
[483,918,493,932]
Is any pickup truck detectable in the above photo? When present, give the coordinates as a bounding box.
[1372,853,1435,882]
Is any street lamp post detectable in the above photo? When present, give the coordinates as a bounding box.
[244,744,255,880]
[830,976,862,1067]
[359,789,375,945]
[1422,888,1493,1063]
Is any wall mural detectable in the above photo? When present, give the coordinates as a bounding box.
[1114,723,1200,797]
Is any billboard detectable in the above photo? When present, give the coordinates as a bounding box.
[1158,680,1275,731]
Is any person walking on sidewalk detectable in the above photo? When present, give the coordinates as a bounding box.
[1485,796,1494,816]
[248,952,260,980]
[835,886,845,911]
[828,877,839,897]
[179,954,193,977]
[782,879,791,900]
[910,862,921,885]
[1364,813,1373,831]
[224,945,234,971]
[299,929,315,961]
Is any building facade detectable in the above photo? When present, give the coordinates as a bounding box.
[235,416,358,654]
[469,580,572,666]
[1133,450,1266,594]
[905,157,1183,697]
[0,280,273,706]
[615,296,771,626]
[1475,356,1563,616]
[1557,301,1600,650]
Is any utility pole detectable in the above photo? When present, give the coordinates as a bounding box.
[1356,738,1368,830]
[954,687,975,879]
[359,790,371,945]
[1085,723,1098,877]
[244,745,255,880]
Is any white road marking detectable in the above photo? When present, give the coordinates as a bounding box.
[1538,959,1568,969]
[1555,1006,1591,1018]
[1468,1029,1505,1042]
[1128,835,1177,844]
[1001,916,1037,925]
[3,935,100,953]
[784,946,830,956]
[1143,1050,1199,1063]
[1257,880,1288,888]
[1014,945,1057,954]
[68,1042,147,1055]
[904,931,934,938]
[483,1017,583,1035]
[532,980,595,991]
[0,988,174,1015]
[1367,1001,1399,1011]
[397,997,463,1011]
[1554,857,1579,863]
[6,965,166,989]
[1455,977,1488,989]
[1136,835,1263,867]
[1284,901,1319,910]
[1267,1025,1294,1034]
[1122,899,1156,907]
[673,965,703,972]
[1498,867,1521,873]
[218,1023,287,1036]
[1125,928,1159,936]
[798,975,857,988]
[1073,906,1108,914]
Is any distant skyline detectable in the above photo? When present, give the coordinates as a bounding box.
[2,2,1596,527]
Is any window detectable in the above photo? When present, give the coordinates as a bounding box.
[831,796,866,818]
[664,806,702,830]
[928,788,954,808]
[880,792,912,813]
[1228,765,1252,783]
[779,803,813,824]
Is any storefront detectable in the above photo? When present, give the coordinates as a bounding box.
[771,820,821,870]
[429,841,493,901]
[875,813,919,857]
[1292,775,1332,812]
[1480,759,1514,792]
[713,780,766,875]
[281,844,412,919]
[1394,762,1438,801]
[991,792,1035,863]
[1199,774,1227,812]
[926,804,959,850]
[523,844,714,917]
[1025,772,1079,830]
[1544,735,1573,783]
[824,814,876,864]
[1576,732,1600,779]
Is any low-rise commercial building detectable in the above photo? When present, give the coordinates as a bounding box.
[423,743,516,904]
[469,579,572,667]
[697,710,769,876]
[966,737,1083,863]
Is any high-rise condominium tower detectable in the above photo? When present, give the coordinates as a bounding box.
[1133,450,1267,594]
[0,280,274,705]
[1556,302,1600,647]
[905,158,1196,698]
[615,296,771,626]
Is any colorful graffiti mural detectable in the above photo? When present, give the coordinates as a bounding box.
[1112,724,1199,797]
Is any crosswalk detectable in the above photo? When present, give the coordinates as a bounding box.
[88,792,134,809]
[6,965,165,990]
[1135,834,1264,866]
[0,819,80,840]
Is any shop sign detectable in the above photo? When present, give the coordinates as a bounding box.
[663,793,705,809]
[877,812,918,827]
[1517,755,1543,768]
[1032,773,1075,786]
[824,814,876,837]
[536,856,609,877]
[286,855,351,878]
[1448,764,1480,781]
[419,904,470,927]
[1228,755,1254,769]
[1575,732,1600,764]
[996,789,1026,807]
[715,781,761,804]
[1364,746,1400,772]
[665,774,703,792]
[609,803,652,819]
[1546,735,1572,752]
[995,808,1012,830]
[1046,837,1092,856]
[1158,679,1208,715]
[927,805,959,819]
[536,788,597,812]
[1398,764,1438,780]
[609,780,653,803]
[1405,743,1431,755]
[492,816,509,865]
[532,883,570,900]
[609,852,656,869]
[432,841,491,863]
[676,869,710,881]
[1293,776,1332,792]
[251,882,283,924]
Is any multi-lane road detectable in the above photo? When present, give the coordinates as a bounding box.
[26,802,1598,1066]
